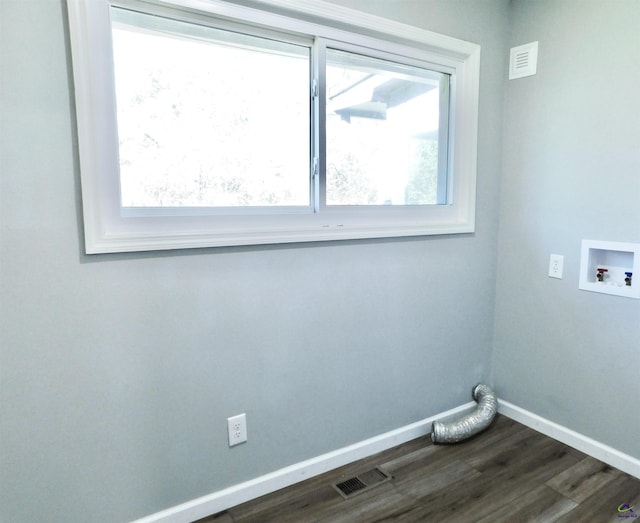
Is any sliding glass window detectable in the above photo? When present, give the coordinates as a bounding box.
[66,0,480,252]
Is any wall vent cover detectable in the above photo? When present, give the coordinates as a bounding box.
[332,467,391,499]
[509,41,538,79]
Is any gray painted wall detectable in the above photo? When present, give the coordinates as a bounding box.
[494,0,640,457]
[0,1,507,521]
[7,1,637,521]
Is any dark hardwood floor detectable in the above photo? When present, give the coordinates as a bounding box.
[197,415,640,522]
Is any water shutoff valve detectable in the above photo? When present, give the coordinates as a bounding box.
[625,272,633,286]
[596,268,608,282]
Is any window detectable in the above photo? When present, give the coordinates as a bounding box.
[324,48,449,207]
[67,0,480,253]
[111,7,312,211]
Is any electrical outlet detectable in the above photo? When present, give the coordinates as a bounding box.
[548,254,564,279]
[227,413,247,446]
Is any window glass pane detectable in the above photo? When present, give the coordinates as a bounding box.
[111,8,311,208]
[326,48,448,206]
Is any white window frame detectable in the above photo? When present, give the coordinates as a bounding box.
[67,0,480,253]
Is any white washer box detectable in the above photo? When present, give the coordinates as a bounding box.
[579,239,640,299]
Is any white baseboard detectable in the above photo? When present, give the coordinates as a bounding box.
[134,399,640,523]
[498,400,640,479]
[132,401,474,523]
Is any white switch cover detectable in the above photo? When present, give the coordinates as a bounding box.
[548,254,564,279]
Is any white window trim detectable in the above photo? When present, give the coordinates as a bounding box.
[67,0,480,254]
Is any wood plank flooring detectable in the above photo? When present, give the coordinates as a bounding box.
[197,415,640,522]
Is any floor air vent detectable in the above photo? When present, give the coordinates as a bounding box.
[332,467,391,499]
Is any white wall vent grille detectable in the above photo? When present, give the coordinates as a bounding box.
[509,41,538,79]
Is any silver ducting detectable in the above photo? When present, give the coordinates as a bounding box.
[431,384,497,444]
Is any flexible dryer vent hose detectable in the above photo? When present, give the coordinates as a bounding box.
[431,384,497,444]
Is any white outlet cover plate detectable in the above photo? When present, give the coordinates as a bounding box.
[227,413,247,446]
[549,254,564,279]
